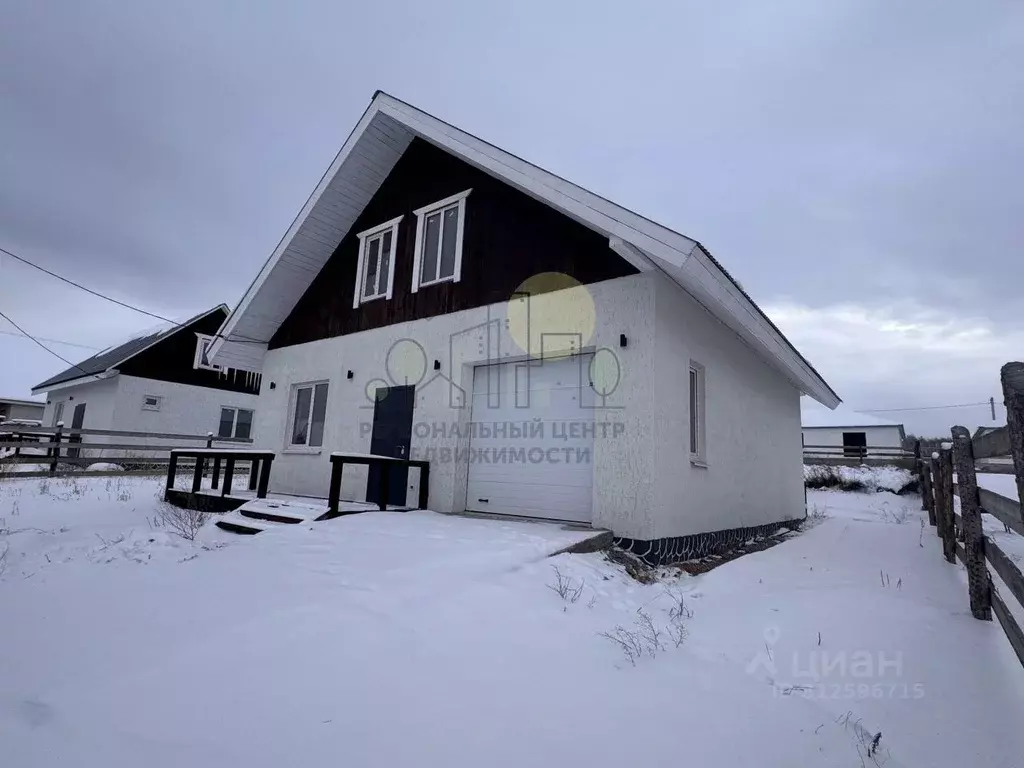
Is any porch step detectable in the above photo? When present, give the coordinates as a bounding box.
[239,507,304,524]
[214,498,385,536]
[215,498,330,536]
[215,517,266,535]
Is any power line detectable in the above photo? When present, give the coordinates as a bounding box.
[0,308,92,377]
[0,245,175,324]
[860,401,992,413]
[0,244,266,345]
[0,327,100,351]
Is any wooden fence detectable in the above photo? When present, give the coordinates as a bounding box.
[0,423,253,477]
[803,444,916,470]
[917,362,1024,668]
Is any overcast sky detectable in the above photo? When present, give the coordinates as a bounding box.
[1,0,1021,436]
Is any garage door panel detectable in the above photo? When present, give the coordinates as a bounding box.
[467,357,594,523]
[467,462,593,486]
[466,482,592,519]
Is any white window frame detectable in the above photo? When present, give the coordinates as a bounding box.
[411,189,471,293]
[689,361,706,465]
[194,334,220,371]
[52,401,65,427]
[142,394,162,412]
[286,380,329,452]
[218,406,254,439]
[352,214,403,308]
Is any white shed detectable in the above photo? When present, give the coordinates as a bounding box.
[801,402,905,458]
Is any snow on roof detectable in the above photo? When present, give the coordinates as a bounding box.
[801,401,903,429]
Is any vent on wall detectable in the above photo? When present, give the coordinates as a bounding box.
[142,395,162,411]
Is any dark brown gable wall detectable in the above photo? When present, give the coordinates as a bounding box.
[118,311,261,395]
[270,138,637,349]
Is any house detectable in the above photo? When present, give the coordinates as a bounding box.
[0,396,45,424]
[209,92,840,563]
[801,402,905,457]
[31,305,261,457]
[973,426,1000,441]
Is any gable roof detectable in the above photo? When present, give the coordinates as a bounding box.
[801,402,903,430]
[210,91,840,408]
[31,305,228,394]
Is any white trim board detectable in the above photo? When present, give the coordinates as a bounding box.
[209,92,839,407]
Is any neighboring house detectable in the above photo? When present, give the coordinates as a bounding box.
[973,426,1000,441]
[31,306,261,458]
[0,396,45,424]
[209,91,839,563]
[801,402,905,457]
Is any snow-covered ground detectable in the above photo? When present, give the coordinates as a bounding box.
[1,475,1023,767]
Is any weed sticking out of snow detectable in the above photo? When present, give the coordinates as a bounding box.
[805,464,916,495]
[836,710,888,766]
[598,584,695,665]
[150,497,209,541]
[548,564,585,607]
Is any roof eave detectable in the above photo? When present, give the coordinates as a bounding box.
[31,371,119,396]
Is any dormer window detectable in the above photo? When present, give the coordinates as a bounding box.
[194,334,220,371]
[411,189,470,292]
[352,215,402,307]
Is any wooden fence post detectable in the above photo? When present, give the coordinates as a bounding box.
[48,421,64,476]
[931,453,945,538]
[952,426,993,620]
[921,461,936,526]
[1000,362,1024,526]
[206,431,214,449]
[914,439,924,510]
[937,444,957,564]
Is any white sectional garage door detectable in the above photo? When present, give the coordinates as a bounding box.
[467,355,594,522]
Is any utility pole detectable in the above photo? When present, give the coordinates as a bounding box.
[991,396,996,421]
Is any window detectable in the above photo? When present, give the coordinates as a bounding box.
[194,334,220,371]
[689,362,706,463]
[218,407,254,439]
[52,401,65,427]
[352,215,402,308]
[142,395,162,411]
[289,382,329,448]
[411,189,471,292]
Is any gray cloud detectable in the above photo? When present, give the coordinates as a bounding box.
[1,0,1021,435]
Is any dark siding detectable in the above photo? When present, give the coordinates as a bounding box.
[270,138,637,349]
[118,311,261,395]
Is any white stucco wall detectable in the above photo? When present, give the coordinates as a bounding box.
[111,375,260,445]
[802,425,903,455]
[251,271,808,540]
[40,377,120,431]
[38,376,259,459]
[253,273,657,533]
[651,273,805,538]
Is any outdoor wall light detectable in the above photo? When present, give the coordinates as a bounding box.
[620,334,628,348]
[347,370,354,380]
[269,382,276,390]
[434,360,441,370]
